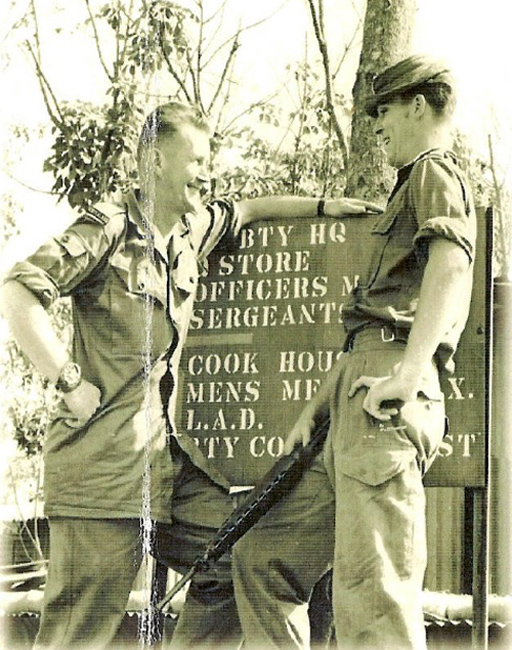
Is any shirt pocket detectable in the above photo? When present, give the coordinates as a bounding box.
[110,250,167,305]
[40,232,91,295]
[108,251,168,356]
[359,208,399,289]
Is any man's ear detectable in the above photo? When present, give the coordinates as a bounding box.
[139,145,164,178]
[153,146,164,177]
[412,94,427,118]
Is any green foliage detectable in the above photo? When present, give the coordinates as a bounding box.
[43,98,142,209]
[0,194,21,243]
[30,3,353,212]
[213,64,349,201]
[32,1,199,210]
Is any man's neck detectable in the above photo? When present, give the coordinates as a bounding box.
[403,127,452,168]
[138,188,182,239]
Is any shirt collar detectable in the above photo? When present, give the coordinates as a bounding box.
[125,191,172,262]
[388,148,453,204]
[401,147,439,170]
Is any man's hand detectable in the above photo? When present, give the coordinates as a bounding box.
[325,198,383,217]
[63,380,102,428]
[349,368,417,421]
[284,410,316,454]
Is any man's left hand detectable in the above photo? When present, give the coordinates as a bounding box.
[326,198,383,217]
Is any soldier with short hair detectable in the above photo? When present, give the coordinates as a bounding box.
[0,101,377,649]
[232,55,477,650]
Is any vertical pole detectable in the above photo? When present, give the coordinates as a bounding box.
[472,206,494,650]
[472,487,489,650]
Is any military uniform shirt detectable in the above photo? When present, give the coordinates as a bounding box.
[5,192,240,521]
[343,149,477,372]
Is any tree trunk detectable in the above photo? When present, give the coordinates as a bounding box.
[346,0,417,203]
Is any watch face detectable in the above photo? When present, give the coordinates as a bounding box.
[63,364,80,385]
[57,362,82,392]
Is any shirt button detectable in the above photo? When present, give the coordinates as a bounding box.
[61,234,69,242]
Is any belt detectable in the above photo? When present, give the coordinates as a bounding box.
[343,323,409,352]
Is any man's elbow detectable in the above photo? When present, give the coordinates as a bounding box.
[236,199,255,227]
[0,281,16,319]
[0,280,35,321]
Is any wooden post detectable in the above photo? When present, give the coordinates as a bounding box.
[472,487,489,649]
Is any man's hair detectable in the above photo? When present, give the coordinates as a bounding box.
[137,102,210,160]
[397,82,456,119]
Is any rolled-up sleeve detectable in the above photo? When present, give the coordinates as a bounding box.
[3,219,119,308]
[192,199,242,264]
[411,157,476,263]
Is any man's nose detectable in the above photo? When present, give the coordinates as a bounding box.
[373,119,383,136]
[198,161,210,180]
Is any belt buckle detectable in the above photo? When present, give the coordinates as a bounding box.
[381,325,395,342]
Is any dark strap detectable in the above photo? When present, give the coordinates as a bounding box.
[343,322,409,352]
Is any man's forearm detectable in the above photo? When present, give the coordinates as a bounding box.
[237,196,382,226]
[0,280,69,382]
[238,196,324,224]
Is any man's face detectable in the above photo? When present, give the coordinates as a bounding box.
[160,124,211,215]
[373,99,415,168]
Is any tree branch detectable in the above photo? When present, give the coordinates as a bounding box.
[333,21,361,80]
[28,0,41,59]
[305,0,349,171]
[185,44,202,109]
[24,40,65,129]
[1,3,32,48]
[83,0,113,82]
[196,0,204,106]
[1,167,58,195]
[25,0,67,133]
[220,87,283,135]
[201,0,229,26]
[201,0,289,69]
[291,43,310,193]
[207,28,240,114]
[117,0,137,73]
[157,24,193,103]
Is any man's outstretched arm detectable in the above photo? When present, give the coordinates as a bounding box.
[237,196,383,226]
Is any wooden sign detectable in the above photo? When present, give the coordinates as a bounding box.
[175,209,490,488]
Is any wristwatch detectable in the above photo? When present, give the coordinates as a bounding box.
[55,362,82,393]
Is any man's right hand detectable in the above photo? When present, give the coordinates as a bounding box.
[63,380,102,428]
[284,410,316,454]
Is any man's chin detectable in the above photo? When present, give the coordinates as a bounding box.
[183,192,203,215]
[184,201,203,216]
